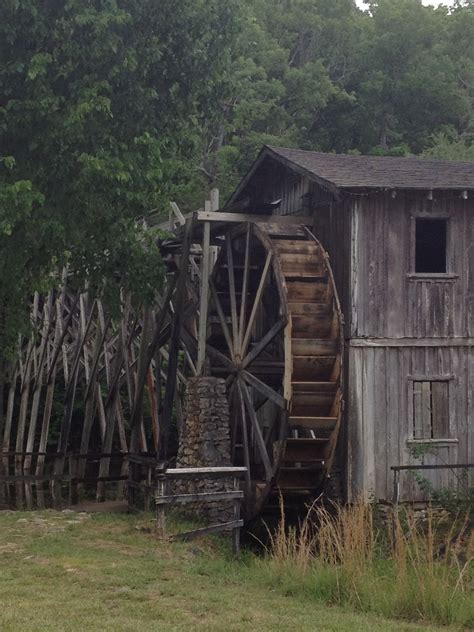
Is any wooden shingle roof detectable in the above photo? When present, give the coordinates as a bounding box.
[267,145,474,191]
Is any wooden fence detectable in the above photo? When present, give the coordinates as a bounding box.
[156,467,247,554]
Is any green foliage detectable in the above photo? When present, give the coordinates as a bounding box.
[0,511,428,632]
[422,129,474,161]
[0,0,241,354]
[1,0,473,354]
[258,501,474,628]
[191,0,474,200]
[407,444,474,520]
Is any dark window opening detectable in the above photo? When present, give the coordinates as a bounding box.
[415,218,447,273]
[412,380,449,439]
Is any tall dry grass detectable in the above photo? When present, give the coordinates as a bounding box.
[260,499,473,627]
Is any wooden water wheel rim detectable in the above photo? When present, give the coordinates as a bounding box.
[207,221,343,518]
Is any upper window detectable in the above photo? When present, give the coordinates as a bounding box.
[415,218,447,273]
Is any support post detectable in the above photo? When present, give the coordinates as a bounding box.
[209,188,219,267]
[161,219,193,459]
[197,200,211,376]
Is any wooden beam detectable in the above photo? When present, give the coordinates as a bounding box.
[349,337,474,347]
[169,201,185,226]
[209,279,235,362]
[241,319,286,370]
[197,201,212,375]
[164,466,247,479]
[241,251,272,359]
[238,224,251,357]
[196,211,313,225]
[241,370,286,409]
[155,490,244,505]
[240,380,273,482]
[236,385,252,493]
[171,520,244,541]
[161,219,193,458]
[226,239,239,355]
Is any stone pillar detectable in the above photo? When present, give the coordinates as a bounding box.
[175,377,232,523]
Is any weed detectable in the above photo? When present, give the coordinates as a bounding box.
[262,500,474,628]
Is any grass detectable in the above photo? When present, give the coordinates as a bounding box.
[259,501,474,629]
[0,508,458,632]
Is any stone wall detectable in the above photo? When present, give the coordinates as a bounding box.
[175,377,233,523]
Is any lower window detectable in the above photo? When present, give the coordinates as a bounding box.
[412,380,449,439]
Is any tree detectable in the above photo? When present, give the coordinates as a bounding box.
[0,0,240,353]
[191,0,474,198]
[422,129,474,160]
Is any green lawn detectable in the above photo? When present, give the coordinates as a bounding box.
[0,510,460,631]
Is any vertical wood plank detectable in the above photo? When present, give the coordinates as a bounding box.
[421,381,432,439]
[413,381,423,439]
[431,381,449,438]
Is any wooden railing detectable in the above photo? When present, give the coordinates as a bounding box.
[155,466,247,554]
[127,454,167,511]
[391,463,474,504]
[0,451,152,508]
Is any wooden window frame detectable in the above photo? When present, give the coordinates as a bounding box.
[408,213,458,280]
[407,375,455,443]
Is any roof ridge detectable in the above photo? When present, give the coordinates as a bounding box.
[266,144,474,168]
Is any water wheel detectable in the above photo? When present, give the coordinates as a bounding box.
[207,221,344,518]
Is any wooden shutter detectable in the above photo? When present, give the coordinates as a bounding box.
[412,380,449,439]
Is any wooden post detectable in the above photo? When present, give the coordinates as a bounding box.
[128,461,137,511]
[197,200,211,376]
[392,468,400,505]
[161,222,193,459]
[145,463,152,512]
[232,475,241,555]
[210,188,219,267]
[156,474,166,537]
[68,454,79,506]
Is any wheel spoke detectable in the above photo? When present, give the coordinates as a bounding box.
[237,224,251,356]
[226,238,239,356]
[236,379,252,492]
[206,343,235,370]
[241,369,286,409]
[240,379,273,482]
[241,318,286,371]
[241,250,272,359]
[210,278,235,362]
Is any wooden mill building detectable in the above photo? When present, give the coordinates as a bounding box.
[225,146,474,503]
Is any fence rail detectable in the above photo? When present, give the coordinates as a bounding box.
[156,466,247,554]
[391,463,474,504]
[0,451,158,509]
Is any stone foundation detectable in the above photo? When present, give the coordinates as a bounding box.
[175,377,233,523]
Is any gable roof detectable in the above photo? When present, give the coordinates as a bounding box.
[227,145,474,207]
[268,146,474,191]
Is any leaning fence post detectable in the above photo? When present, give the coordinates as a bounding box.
[156,473,166,537]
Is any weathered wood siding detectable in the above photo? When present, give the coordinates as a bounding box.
[348,345,473,501]
[245,159,312,216]
[350,191,474,338]
[348,191,474,501]
[253,162,474,503]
